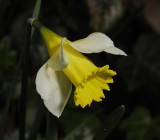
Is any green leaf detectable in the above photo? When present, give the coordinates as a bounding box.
[120,107,160,140]
[120,107,151,129]
[93,105,125,140]
[61,108,101,140]
[120,107,153,140]
[117,34,160,91]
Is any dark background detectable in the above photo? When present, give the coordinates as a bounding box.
[0,0,160,139]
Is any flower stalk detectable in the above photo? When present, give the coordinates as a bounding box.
[19,24,31,140]
[28,18,43,30]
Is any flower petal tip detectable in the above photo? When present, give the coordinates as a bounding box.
[36,63,72,118]
[104,46,127,56]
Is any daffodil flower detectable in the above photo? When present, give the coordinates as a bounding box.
[29,18,127,118]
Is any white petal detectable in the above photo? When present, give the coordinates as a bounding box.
[36,62,72,117]
[104,46,127,56]
[68,32,126,55]
[48,37,69,71]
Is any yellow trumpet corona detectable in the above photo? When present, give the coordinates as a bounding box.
[41,27,116,108]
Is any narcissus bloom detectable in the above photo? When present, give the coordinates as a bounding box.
[30,19,127,118]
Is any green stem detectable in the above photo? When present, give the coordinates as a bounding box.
[19,24,31,140]
[31,18,43,30]
[31,0,42,38]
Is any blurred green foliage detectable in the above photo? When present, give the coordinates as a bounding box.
[0,0,160,140]
[0,36,18,98]
[120,107,160,140]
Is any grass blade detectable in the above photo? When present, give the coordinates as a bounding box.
[19,0,41,139]
[31,0,42,38]
[93,105,125,140]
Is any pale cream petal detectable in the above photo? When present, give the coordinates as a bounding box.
[68,32,126,55]
[104,46,127,56]
[36,62,72,117]
[48,37,69,71]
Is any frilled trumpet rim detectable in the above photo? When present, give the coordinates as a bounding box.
[74,65,116,108]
